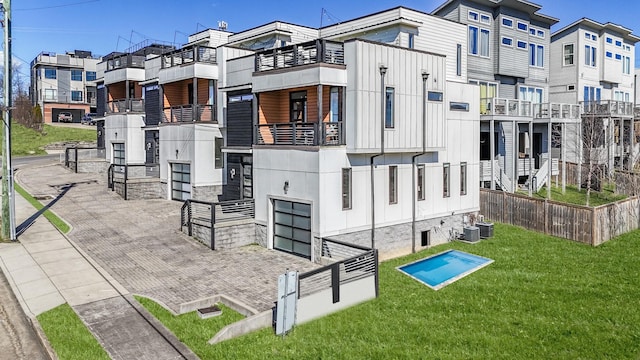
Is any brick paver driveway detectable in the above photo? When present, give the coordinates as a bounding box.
[17,163,318,313]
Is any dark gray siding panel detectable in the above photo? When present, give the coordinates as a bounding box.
[97,86,106,116]
[145,88,160,125]
[226,92,253,147]
[58,69,70,101]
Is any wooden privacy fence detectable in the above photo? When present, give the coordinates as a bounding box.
[480,189,640,246]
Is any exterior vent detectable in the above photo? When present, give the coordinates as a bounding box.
[463,226,480,242]
[476,222,494,239]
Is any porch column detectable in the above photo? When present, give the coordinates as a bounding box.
[104,85,109,115]
[608,117,614,176]
[317,84,323,122]
[562,121,566,193]
[159,84,164,122]
[547,119,552,199]
[513,121,518,193]
[490,120,495,190]
[253,92,259,144]
[125,80,130,105]
[317,85,323,145]
[528,121,533,196]
[193,77,198,122]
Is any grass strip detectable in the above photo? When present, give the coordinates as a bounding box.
[135,296,245,359]
[37,303,110,360]
[3,124,96,156]
[14,182,70,233]
[529,184,626,206]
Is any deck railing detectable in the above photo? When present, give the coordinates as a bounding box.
[481,98,580,119]
[581,100,634,116]
[105,54,145,71]
[162,104,216,123]
[107,98,144,113]
[255,39,344,72]
[256,121,344,146]
[161,45,217,68]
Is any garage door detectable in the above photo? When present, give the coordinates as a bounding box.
[273,200,311,259]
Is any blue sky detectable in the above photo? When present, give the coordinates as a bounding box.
[9,0,640,81]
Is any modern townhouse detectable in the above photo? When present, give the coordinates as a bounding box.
[433,0,581,194]
[222,7,480,261]
[30,50,100,123]
[550,19,639,172]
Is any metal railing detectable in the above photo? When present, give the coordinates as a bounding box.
[162,104,216,123]
[581,100,634,116]
[480,98,580,119]
[107,98,145,113]
[181,198,255,250]
[161,45,217,68]
[255,39,344,72]
[105,54,145,71]
[321,238,373,260]
[298,247,378,301]
[64,147,106,173]
[108,163,160,200]
[256,121,344,146]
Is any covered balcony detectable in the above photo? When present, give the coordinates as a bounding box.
[255,85,345,146]
[255,39,344,72]
[105,53,145,72]
[481,98,581,122]
[162,78,216,123]
[161,45,217,68]
[106,81,144,114]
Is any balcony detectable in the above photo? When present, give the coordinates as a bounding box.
[161,45,217,69]
[105,54,145,72]
[107,98,144,113]
[255,40,344,72]
[481,98,581,121]
[162,104,216,123]
[255,122,344,146]
[581,100,634,117]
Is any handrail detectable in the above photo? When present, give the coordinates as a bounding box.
[580,100,634,116]
[162,104,216,123]
[161,45,217,68]
[480,98,581,119]
[255,121,344,146]
[107,98,145,113]
[255,39,345,72]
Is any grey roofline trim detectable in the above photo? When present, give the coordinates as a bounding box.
[431,0,558,25]
[551,17,640,43]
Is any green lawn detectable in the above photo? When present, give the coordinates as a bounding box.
[37,303,110,360]
[3,123,96,156]
[531,184,626,206]
[14,182,70,233]
[142,224,640,359]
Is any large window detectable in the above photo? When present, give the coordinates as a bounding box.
[469,26,490,57]
[171,163,191,201]
[456,44,462,76]
[71,70,82,81]
[460,162,467,196]
[44,68,56,79]
[113,143,125,173]
[417,165,425,201]
[518,86,543,103]
[71,91,83,101]
[443,163,450,198]
[585,45,596,66]
[342,168,352,210]
[44,89,57,101]
[470,80,497,114]
[86,71,97,81]
[563,44,574,65]
[290,91,307,122]
[389,166,398,204]
[623,56,631,74]
[584,86,601,103]
[329,87,342,122]
[214,137,223,169]
[529,43,544,67]
[385,87,395,128]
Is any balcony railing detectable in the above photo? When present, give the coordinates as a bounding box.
[107,98,144,113]
[256,121,344,146]
[481,98,580,119]
[581,100,634,116]
[162,104,216,123]
[161,45,217,68]
[105,54,145,72]
[255,39,345,72]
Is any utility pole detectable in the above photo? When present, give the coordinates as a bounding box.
[2,0,15,241]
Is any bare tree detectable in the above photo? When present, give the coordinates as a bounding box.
[581,114,608,206]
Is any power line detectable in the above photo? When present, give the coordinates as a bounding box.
[14,0,100,11]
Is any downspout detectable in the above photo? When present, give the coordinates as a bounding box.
[412,72,430,253]
[371,65,388,250]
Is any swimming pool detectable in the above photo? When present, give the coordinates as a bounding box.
[397,250,493,290]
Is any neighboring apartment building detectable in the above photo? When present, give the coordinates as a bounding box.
[223,7,480,260]
[433,0,581,193]
[550,19,640,171]
[30,50,100,123]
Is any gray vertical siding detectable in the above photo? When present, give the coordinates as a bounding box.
[58,69,71,102]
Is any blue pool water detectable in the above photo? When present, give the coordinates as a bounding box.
[398,250,493,290]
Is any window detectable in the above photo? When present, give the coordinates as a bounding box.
[584,32,591,39]
[417,165,425,201]
[428,91,443,102]
[342,168,352,210]
[456,44,462,76]
[583,86,601,103]
[531,28,537,36]
[44,68,56,79]
[389,166,397,204]
[469,26,490,57]
[517,40,527,50]
[564,44,574,65]
[468,11,478,21]
[214,137,223,169]
[537,30,544,38]
[329,87,342,122]
[606,37,613,44]
[408,33,414,49]
[501,37,513,47]
[614,53,621,60]
[480,14,491,24]
[460,162,467,196]
[470,80,497,114]
[615,40,622,47]
[86,71,96,81]
[450,102,469,111]
[567,85,575,91]
[385,87,394,128]
[421,230,431,247]
[585,45,596,66]
[624,56,631,74]
[606,51,613,58]
[443,163,450,198]
[290,91,307,121]
[71,90,83,101]
[519,86,543,103]
[529,43,544,67]
[592,34,596,41]
[171,163,191,201]
[502,17,513,28]
[517,22,528,31]
[71,70,82,81]
[44,89,57,101]
[113,143,125,173]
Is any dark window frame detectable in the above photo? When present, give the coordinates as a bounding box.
[417,164,425,201]
[171,163,191,201]
[86,71,97,81]
[460,162,467,196]
[342,168,352,210]
[71,69,82,81]
[44,68,56,79]
[290,91,307,122]
[385,87,395,128]
[428,91,443,102]
[443,163,450,198]
[71,90,83,102]
[214,138,223,169]
[389,165,398,204]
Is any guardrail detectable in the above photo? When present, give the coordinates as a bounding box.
[65,147,106,173]
[107,98,144,113]
[108,163,160,200]
[105,54,145,71]
[161,45,217,68]
[256,122,344,146]
[480,98,580,119]
[162,104,216,123]
[255,39,344,72]
[581,100,634,116]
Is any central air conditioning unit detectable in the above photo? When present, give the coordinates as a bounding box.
[463,226,480,242]
[476,222,494,239]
